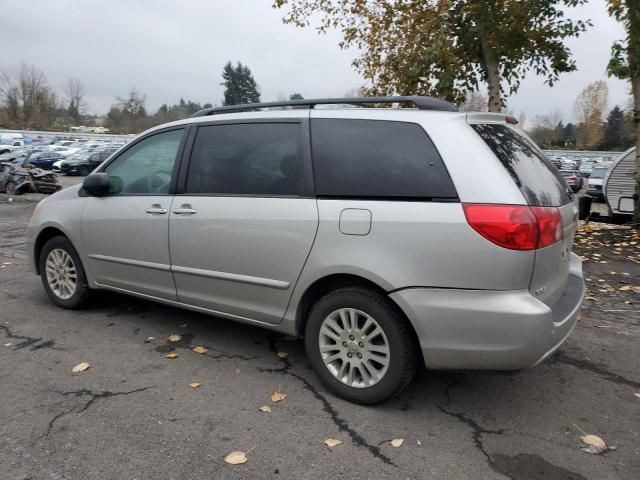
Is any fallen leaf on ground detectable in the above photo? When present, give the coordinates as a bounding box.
[259,405,271,413]
[634,393,640,399]
[277,352,288,359]
[144,336,155,343]
[585,296,597,301]
[72,362,90,373]
[168,334,182,342]
[235,368,241,375]
[192,346,208,354]
[1,261,12,265]
[4,343,12,347]
[391,438,404,448]
[190,382,201,388]
[224,451,248,465]
[619,285,631,291]
[324,438,342,447]
[164,352,178,359]
[271,386,287,403]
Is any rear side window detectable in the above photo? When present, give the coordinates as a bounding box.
[311,119,457,200]
[186,123,305,196]
[471,124,571,206]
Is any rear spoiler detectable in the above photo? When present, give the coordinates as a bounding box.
[465,112,519,125]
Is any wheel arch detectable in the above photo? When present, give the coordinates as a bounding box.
[33,227,69,275]
[293,273,422,362]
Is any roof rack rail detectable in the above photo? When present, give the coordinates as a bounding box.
[190,96,458,117]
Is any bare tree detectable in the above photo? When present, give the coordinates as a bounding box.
[65,78,86,126]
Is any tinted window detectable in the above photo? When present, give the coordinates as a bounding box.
[186,123,305,196]
[471,124,571,206]
[104,129,183,195]
[311,119,457,199]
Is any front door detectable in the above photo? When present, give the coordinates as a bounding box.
[169,121,318,324]
[81,128,185,299]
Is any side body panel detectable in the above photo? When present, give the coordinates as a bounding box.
[81,195,177,299]
[169,197,318,324]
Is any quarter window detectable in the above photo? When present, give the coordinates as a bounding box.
[310,119,457,199]
[104,129,184,195]
[185,123,305,196]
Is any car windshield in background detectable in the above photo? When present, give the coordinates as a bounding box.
[471,124,571,207]
[590,167,608,179]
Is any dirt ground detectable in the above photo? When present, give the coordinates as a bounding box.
[0,187,639,480]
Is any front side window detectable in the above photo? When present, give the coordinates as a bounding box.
[311,119,457,199]
[104,129,184,195]
[186,123,305,196]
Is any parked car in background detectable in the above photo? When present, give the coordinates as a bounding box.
[26,96,584,404]
[59,150,112,176]
[22,151,65,170]
[579,160,594,178]
[559,169,583,192]
[586,165,609,199]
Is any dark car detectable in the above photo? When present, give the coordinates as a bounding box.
[60,150,113,176]
[22,152,66,170]
[559,169,583,192]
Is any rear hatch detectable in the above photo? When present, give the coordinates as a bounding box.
[470,122,577,306]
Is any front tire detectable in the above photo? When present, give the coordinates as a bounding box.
[39,236,91,309]
[305,287,417,404]
[78,165,89,176]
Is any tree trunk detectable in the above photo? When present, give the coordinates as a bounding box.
[480,36,501,112]
[632,74,640,226]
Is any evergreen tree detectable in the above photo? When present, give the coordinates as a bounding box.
[222,62,261,106]
[603,105,626,150]
[289,93,304,100]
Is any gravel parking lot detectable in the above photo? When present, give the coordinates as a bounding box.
[1,180,639,480]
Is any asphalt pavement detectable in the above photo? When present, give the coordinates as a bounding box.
[0,178,639,480]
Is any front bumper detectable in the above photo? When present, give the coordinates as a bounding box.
[390,253,584,371]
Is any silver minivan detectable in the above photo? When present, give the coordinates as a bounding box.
[27,97,584,404]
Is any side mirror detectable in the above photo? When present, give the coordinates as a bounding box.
[82,173,111,196]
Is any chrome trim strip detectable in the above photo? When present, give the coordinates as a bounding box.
[171,265,290,290]
[94,282,281,328]
[88,254,171,272]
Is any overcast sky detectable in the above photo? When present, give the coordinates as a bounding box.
[1,0,629,124]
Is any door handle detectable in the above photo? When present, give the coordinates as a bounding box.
[146,204,167,214]
[173,204,197,215]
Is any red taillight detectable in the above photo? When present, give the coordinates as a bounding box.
[463,204,562,251]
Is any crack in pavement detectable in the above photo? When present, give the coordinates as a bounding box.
[0,324,63,351]
[257,336,396,467]
[436,405,507,465]
[45,386,154,438]
[551,351,640,389]
[153,333,259,361]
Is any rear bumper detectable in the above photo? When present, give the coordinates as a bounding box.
[390,253,584,371]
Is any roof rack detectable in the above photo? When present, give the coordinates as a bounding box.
[190,96,458,117]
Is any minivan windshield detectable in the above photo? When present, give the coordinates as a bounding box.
[589,167,608,179]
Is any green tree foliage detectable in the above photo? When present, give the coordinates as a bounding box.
[603,105,627,150]
[222,61,261,106]
[607,0,640,224]
[289,93,304,100]
[274,0,589,112]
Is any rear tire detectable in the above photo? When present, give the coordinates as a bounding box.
[78,166,89,176]
[5,181,17,195]
[305,287,417,404]
[39,236,91,309]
